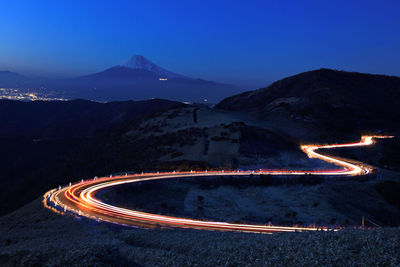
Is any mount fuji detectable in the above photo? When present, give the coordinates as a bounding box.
[120,55,185,78]
[60,55,243,103]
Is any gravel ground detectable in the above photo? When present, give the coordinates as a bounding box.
[0,199,399,266]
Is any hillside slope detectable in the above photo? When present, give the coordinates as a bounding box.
[217,69,400,140]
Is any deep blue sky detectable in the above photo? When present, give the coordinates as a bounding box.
[1,0,399,89]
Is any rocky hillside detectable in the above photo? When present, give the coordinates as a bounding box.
[38,105,314,188]
[216,69,400,140]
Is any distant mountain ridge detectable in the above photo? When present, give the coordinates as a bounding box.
[0,55,242,103]
[0,70,31,87]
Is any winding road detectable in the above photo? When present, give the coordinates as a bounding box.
[43,135,391,233]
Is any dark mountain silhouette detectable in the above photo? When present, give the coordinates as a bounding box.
[0,98,183,215]
[216,69,400,139]
[0,98,182,139]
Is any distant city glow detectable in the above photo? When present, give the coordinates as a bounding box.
[0,88,68,101]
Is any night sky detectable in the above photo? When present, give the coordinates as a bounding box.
[1,0,399,89]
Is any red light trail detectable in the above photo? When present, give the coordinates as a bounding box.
[43,135,392,233]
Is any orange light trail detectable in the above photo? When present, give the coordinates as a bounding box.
[43,135,392,233]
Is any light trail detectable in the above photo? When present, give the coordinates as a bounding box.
[44,135,392,233]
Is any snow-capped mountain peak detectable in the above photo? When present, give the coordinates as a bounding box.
[120,55,184,78]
